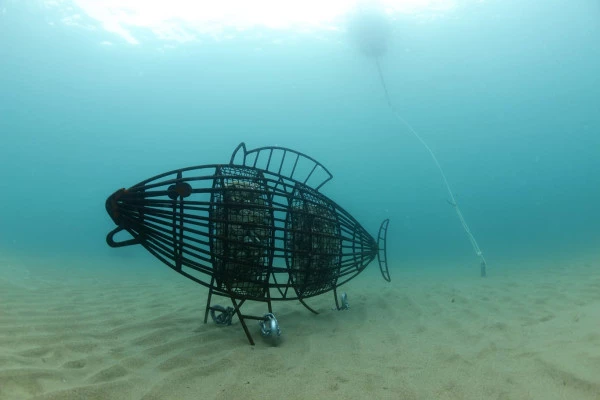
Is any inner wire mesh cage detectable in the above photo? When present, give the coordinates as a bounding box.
[211,166,273,299]
[286,186,342,297]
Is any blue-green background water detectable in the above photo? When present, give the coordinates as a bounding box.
[1,0,598,273]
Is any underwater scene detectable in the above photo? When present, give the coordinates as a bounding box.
[1,0,599,399]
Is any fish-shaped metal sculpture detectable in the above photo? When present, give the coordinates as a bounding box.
[105,143,390,344]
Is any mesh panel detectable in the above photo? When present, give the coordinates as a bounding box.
[286,186,341,297]
[210,166,273,299]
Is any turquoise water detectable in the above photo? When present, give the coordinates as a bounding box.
[1,0,598,276]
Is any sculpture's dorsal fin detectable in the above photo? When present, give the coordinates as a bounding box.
[229,143,333,191]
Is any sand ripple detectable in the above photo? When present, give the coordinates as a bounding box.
[1,257,599,399]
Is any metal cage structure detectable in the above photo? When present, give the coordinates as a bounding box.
[106,143,390,344]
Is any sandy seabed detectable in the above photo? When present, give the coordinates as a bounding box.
[1,253,599,400]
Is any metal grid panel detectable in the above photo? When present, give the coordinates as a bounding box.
[210,166,273,299]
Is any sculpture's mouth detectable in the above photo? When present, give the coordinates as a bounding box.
[105,188,127,226]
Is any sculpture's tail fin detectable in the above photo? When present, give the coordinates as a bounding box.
[377,219,390,282]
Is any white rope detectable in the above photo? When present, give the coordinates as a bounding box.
[375,59,487,268]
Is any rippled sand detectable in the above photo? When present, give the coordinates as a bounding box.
[1,253,599,400]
